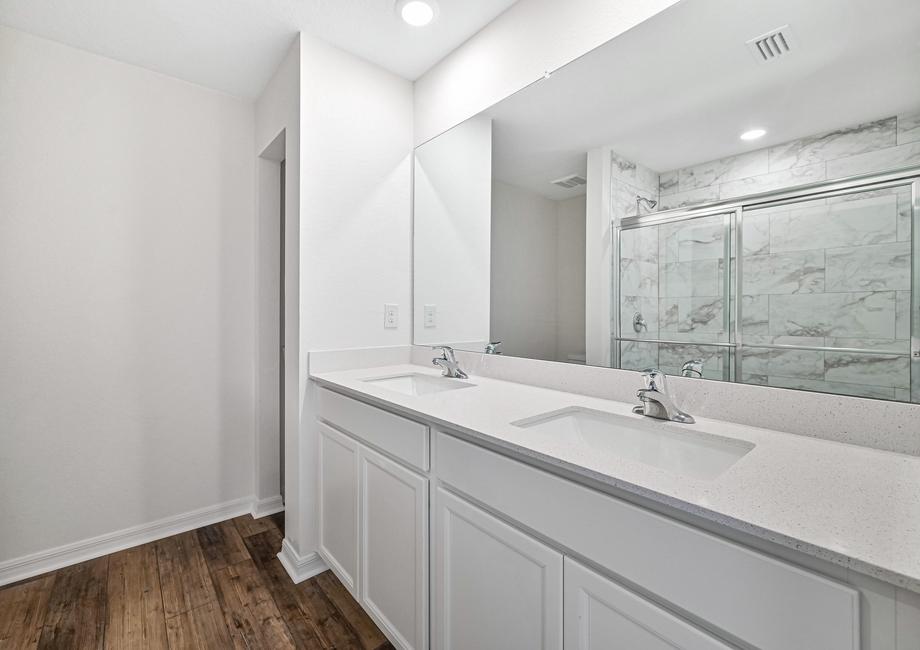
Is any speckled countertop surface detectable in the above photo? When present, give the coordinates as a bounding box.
[311,363,920,593]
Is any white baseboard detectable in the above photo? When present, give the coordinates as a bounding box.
[277,538,327,584]
[0,496,255,588]
[251,495,284,519]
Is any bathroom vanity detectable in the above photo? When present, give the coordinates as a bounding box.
[309,358,920,650]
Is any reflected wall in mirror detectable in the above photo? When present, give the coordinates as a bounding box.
[413,0,920,403]
[491,171,587,363]
[414,116,492,347]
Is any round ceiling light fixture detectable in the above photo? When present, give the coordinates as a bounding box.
[740,128,767,141]
[397,0,437,26]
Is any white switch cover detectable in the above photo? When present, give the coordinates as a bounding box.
[384,303,398,329]
[424,304,436,328]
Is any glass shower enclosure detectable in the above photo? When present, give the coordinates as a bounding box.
[613,168,919,403]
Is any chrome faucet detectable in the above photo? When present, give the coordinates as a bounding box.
[484,341,502,355]
[431,346,468,379]
[680,359,704,378]
[632,369,694,424]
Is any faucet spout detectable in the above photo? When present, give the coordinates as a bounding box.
[631,368,694,423]
[431,346,468,379]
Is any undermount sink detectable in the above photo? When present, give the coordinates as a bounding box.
[362,373,474,397]
[512,407,754,480]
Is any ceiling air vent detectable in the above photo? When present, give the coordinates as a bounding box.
[551,174,587,189]
[746,25,794,63]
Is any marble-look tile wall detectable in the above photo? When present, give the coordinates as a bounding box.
[658,111,920,210]
[737,190,912,400]
[614,109,919,401]
[612,151,667,372]
[611,151,660,220]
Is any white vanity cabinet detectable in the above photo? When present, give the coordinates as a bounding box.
[314,387,875,650]
[433,487,563,650]
[563,558,731,650]
[360,445,428,650]
[318,422,359,593]
[317,388,430,650]
[435,431,860,650]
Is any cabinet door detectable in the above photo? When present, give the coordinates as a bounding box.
[318,423,359,594]
[564,558,731,650]
[434,487,563,650]
[359,446,428,650]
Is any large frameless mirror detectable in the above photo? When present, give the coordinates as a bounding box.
[413,0,920,403]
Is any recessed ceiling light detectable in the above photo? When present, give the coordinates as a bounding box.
[397,0,437,26]
[740,128,767,141]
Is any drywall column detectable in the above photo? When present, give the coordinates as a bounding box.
[555,195,587,362]
[255,36,303,554]
[296,34,414,568]
[585,147,613,366]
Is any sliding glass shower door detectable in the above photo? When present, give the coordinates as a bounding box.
[617,211,735,381]
[613,173,918,403]
[738,184,914,401]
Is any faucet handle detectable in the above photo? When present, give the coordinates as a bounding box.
[640,368,666,391]
[681,359,704,378]
[632,312,648,333]
[431,345,456,361]
[430,345,468,379]
[484,341,502,354]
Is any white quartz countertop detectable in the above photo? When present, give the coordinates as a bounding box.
[311,363,920,592]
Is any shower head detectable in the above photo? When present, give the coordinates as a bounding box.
[636,195,658,213]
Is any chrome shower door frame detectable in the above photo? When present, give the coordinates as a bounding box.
[912,179,920,402]
[615,205,738,380]
[614,165,920,402]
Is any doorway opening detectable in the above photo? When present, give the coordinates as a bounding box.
[279,159,285,501]
[256,130,287,515]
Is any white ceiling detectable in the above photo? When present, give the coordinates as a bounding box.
[483,0,920,200]
[0,0,519,97]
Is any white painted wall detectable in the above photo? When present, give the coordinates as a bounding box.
[491,181,559,360]
[414,116,492,347]
[296,34,414,554]
[299,36,414,352]
[0,26,256,563]
[413,0,681,144]
[491,182,586,362]
[555,195,587,362]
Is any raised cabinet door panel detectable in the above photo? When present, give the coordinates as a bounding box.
[318,422,359,594]
[563,559,732,650]
[359,446,428,650]
[434,487,563,650]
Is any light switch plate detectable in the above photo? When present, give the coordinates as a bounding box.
[384,303,398,329]
[424,304,436,328]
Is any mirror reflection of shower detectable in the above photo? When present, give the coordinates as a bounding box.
[636,195,658,215]
[632,312,648,333]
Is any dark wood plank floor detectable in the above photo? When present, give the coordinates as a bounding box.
[0,513,393,650]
